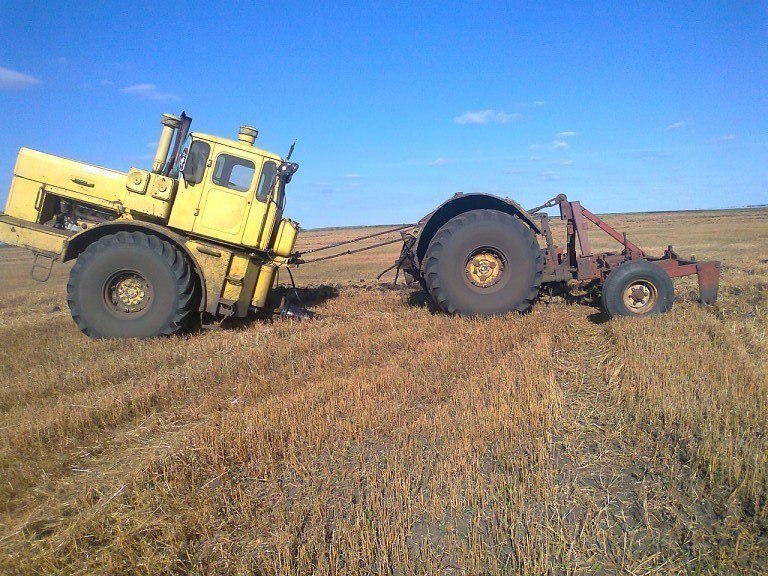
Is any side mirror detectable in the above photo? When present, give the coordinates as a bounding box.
[278,161,299,183]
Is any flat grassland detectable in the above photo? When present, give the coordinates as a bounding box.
[0,208,766,575]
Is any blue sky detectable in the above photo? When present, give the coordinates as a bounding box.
[0,1,766,228]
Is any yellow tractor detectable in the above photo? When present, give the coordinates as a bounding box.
[0,112,301,338]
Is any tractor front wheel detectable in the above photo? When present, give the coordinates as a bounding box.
[67,231,198,339]
[601,260,674,318]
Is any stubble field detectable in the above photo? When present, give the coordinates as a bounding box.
[0,208,766,575]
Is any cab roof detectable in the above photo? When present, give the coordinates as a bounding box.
[192,132,282,161]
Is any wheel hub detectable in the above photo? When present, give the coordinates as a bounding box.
[106,272,151,314]
[465,250,504,288]
[622,280,658,313]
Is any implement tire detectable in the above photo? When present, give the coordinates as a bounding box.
[67,231,198,339]
[423,209,543,316]
[601,260,674,318]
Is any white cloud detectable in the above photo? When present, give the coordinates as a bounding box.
[667,121,685,130]
[710,133,736,143]
[429,157,448,166]
[453,109,521,125]
[560,159,574,166]
[542,171,559,181]
[0,66,40,89]
[121,83,179,102]
[146,141,158,148]
[342,173,361,178]
[100,79,114,86]
[552,140,570,151]
[503,168,526,174]
[534,100,545,106]
[556,131,577,138]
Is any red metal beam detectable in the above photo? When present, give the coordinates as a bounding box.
[570,201,593,257]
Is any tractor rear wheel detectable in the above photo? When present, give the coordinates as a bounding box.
[601,260,674,318]
[67,231,198,339]
[423,209,543,316]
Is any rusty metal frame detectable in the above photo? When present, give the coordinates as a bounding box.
[533,194,720,303]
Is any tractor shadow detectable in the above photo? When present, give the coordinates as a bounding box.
[198,284,341,334]
[272,284,341,309]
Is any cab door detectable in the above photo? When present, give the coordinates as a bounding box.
[241,158,278,249]
[167,138,210,233]
[192,145,260,245]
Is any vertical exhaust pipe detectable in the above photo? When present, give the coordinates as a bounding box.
[153,113,181,174]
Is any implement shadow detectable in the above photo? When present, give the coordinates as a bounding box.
[401,282,610,321]
[401,284,441,314]
[540,283,611,325]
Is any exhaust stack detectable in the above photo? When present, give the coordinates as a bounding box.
[153,113,181,174]
[238,125,258,146]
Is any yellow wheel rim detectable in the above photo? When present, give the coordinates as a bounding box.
[465,249,505,288]
[105,271,152,315]
[116,277,147,307]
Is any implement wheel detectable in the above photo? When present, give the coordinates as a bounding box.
[423,209,543,316]
[67,231,198,339]
[601,260,674,318]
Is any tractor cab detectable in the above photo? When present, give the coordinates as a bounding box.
[167,125,298,253]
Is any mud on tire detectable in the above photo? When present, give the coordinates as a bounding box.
[423,209,543,316]
[67,231,198,339]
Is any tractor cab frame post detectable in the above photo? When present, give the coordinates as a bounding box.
[534,194,720,304]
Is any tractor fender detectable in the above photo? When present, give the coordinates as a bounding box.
[63,221,207,312]
[413,193,541,265]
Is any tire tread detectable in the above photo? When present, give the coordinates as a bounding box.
[423,209,543,316]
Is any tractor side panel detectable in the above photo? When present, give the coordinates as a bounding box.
[11,148,126,211]
[4,175,44,222]
[6,148,175,223]
[184,240,232,314]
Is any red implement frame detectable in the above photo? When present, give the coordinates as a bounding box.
[534,194,720,303]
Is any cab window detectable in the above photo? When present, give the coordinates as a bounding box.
[256,161,277,202]
[212,154,255,192]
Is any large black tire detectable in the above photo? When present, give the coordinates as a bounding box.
[423,209,543,316]
[67,231,198,339]
[601,260,674,318]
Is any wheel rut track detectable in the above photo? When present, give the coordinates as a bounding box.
[547,312,768,574]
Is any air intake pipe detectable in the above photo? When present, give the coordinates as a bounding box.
[152,113,181,174]
[238,125,258,146]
